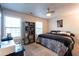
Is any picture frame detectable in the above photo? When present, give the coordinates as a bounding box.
[57,20,63,27]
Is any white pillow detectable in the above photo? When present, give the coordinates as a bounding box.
[58,32,70,36]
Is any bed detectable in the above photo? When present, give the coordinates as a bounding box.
[36,30,75,56]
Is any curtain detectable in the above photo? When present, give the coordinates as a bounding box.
[0,5,1,42]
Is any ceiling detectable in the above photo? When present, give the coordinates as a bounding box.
[0,3,76,19]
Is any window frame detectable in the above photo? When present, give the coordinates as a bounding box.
[35,21,43,35]
[4,16,22,38]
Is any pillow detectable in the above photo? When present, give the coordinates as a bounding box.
[59,32,70,36]
[49,30,75,37]
[57,31,71,36]
[50,30,61,34]
[50,32,57,34]
[66,31,75,37]
[70,33,75,37]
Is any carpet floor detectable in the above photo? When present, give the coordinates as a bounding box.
[24,43,58,56]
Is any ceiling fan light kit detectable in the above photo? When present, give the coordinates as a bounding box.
[46,12,52,16]
[46,8,55,17]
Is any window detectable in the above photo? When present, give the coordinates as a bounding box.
[4,16,21,37]
[35,22,43,35]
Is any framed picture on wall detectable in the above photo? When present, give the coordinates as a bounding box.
[57,20,63,27]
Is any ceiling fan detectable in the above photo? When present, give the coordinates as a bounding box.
[46,8,55,16]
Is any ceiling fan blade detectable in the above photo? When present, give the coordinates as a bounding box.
[49,11,55,13]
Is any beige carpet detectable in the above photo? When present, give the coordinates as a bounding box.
[24,43,58,56]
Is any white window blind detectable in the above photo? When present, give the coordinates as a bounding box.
[4,16,21,37]
[35,22,43,35]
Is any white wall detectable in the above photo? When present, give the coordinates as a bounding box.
[2,8,49,43]
[49,4,79,34]
[49,14,79,34]
[3,8,48,34]
[49,4,79,44]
